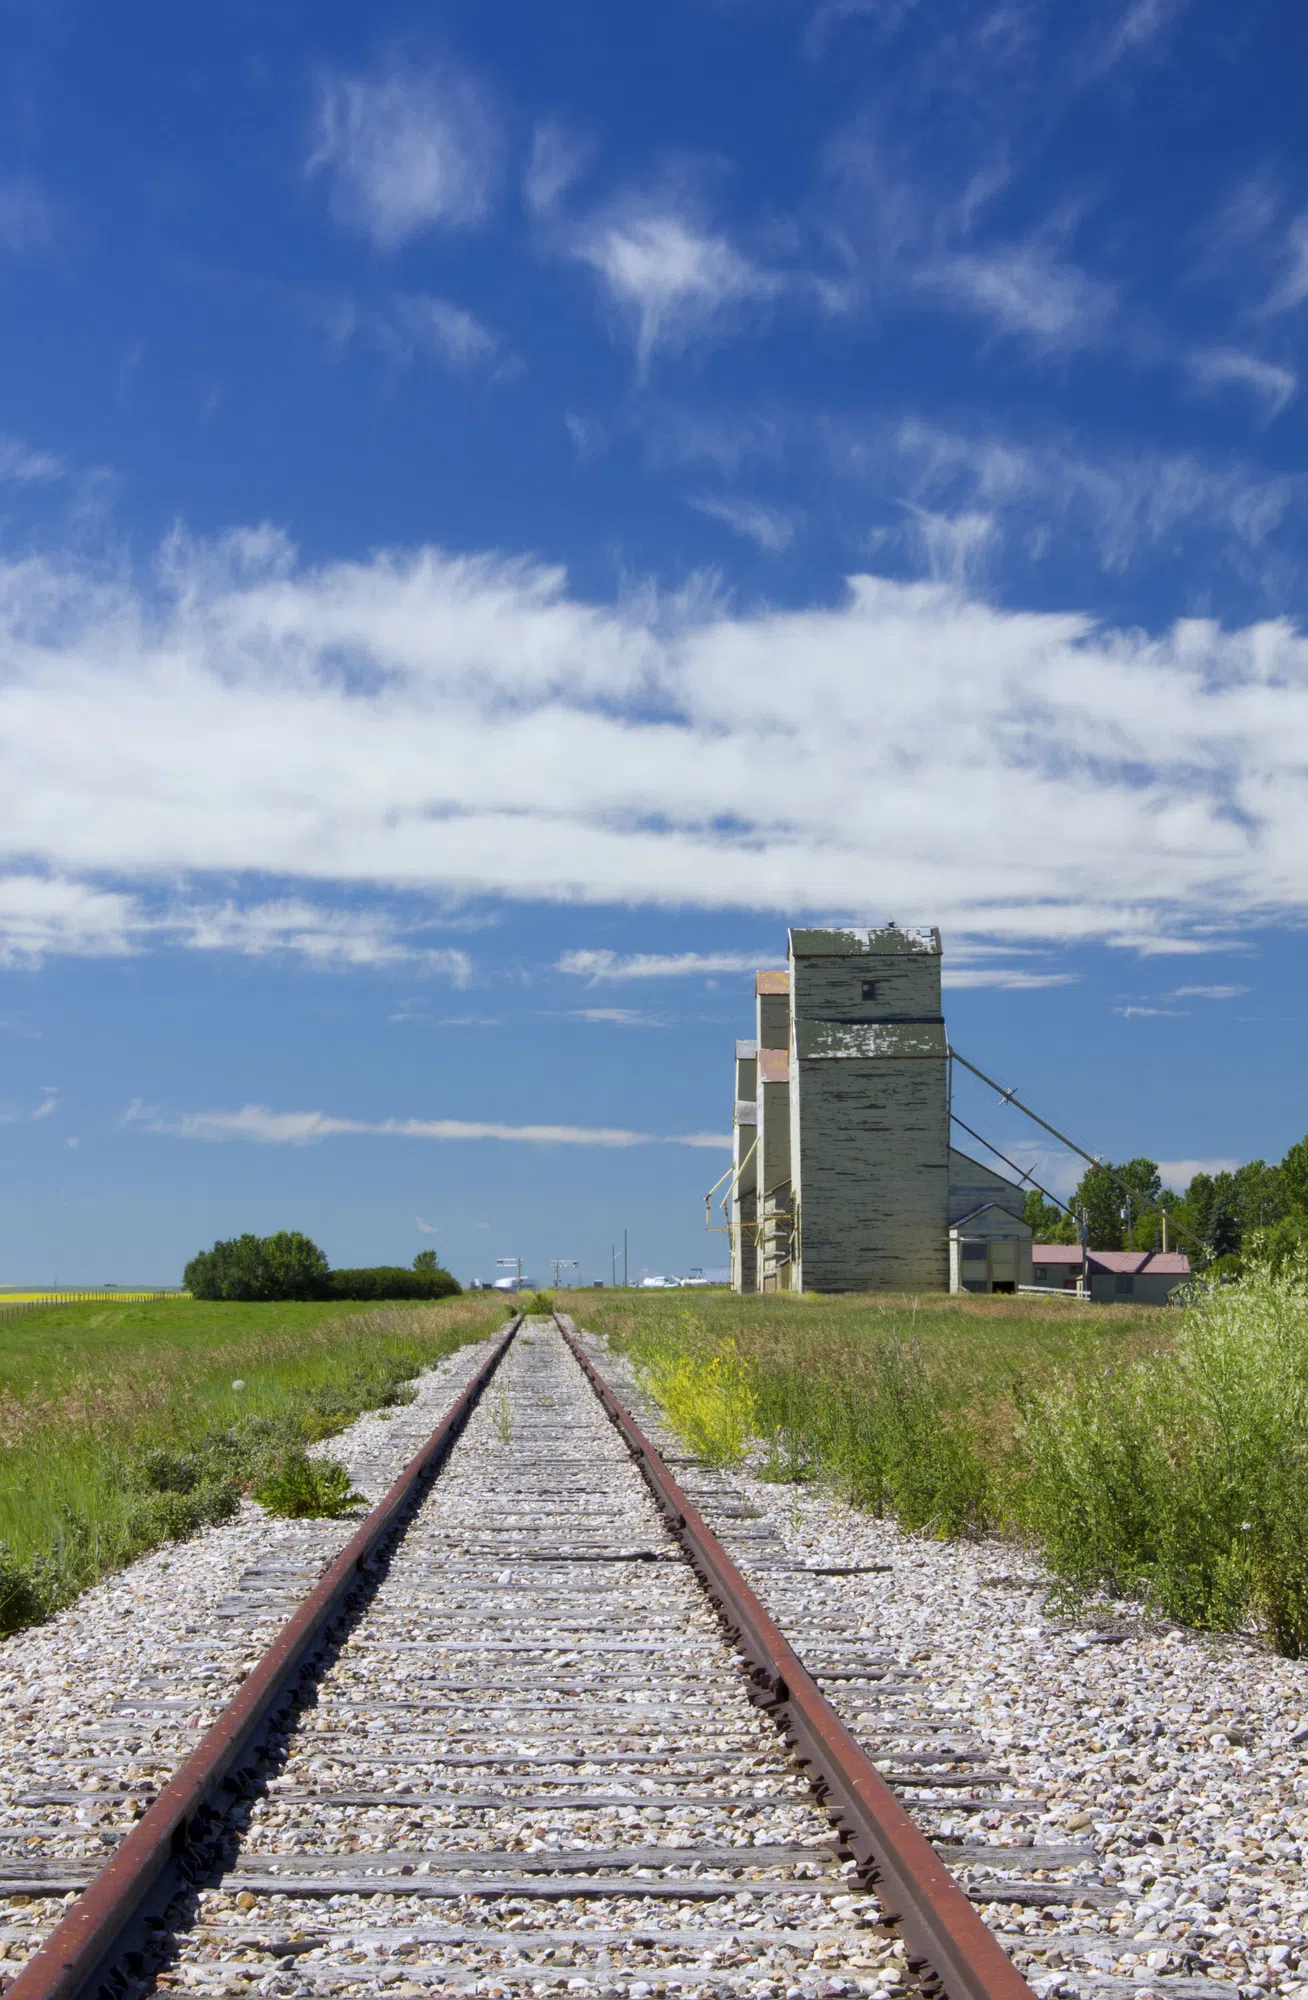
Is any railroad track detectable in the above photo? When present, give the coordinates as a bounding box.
[0,1317,1211,2000]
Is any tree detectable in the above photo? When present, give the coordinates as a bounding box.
[1177,1171,1242,1261]
[1072,1158,1162,1251]
[413,1249,439,1272]
[1246,1213,1308,1277]
[260,1231,330,1299]
[1022,1189,1076,1243]
[1233,1158,1287,1236]
[1279,1136,1308,1217]
[183,1231,328,1301]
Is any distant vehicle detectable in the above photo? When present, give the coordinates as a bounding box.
[639,1275,680,1289]
[492,1275,536,1292]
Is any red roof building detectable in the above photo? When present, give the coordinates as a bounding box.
[1031,1244,1190,1305]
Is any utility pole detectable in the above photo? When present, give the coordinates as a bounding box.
[611,1243,617,1286]
[551,1258,577,1290]
[623,1230,628,1288]
[495,1256,522,1293]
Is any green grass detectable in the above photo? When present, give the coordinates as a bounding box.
[0,1293,499,1635]
[566,1280,1308,1655]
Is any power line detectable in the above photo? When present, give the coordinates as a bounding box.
[950,1112,1074,1217]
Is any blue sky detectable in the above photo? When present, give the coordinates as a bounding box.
[1,0,1306,1284]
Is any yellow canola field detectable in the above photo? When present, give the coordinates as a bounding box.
[0,1289,180,1303]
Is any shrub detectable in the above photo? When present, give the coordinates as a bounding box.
[1015,1265,1308,1653]
[253,1450,365,1519]
[326,1267,460,1301]
[524,1290,556,1315]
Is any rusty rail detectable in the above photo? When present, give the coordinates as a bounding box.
[560,1318,1036,2000]
[6,1320,519,2000]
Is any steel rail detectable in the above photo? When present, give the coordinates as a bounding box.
[7,1318,520,2000]
[559,1318,1037,2000]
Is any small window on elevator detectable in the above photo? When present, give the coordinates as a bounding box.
[861,980,878,1001]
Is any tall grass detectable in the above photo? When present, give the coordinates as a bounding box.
[584,1273,1308,1655]
[1015,1264,1308,1653]
[0,1294,498,1636]
[623,1308,991,1536]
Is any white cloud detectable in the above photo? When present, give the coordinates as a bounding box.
[689,495,796,553]
[557,951,773,982]
[1114,1004,1185,1017]
[523,122,589,219]
[1156,1157,1239,1187]
[0,177,54,255]
[890,417,1300,574]
[178,900,472,978]
[1170,983,1249,999]
[1093,0,1188,72]
[1188,348,1297,419]
[7,527,1308,953]
[569,1007,663,1026]
[1263,213,1308,317]
[0,876,471,975]
[366,294,499,372]
[925,242,1115,346]
[0,877,142,967]
[308,57,499,248]
[135,1102,722,1149]
[571,205,780,375]
[942,969,1078,990]
[31,1093,57,1120]
[0,435,65,484]
[416,1215,438,1232]
[903,507,998,589]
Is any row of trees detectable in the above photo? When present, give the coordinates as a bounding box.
[1021,1134,1308,1269]
[183,1233,460,1302]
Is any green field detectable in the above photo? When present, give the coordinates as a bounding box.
[568,1285,1172,1451]
[567,1278,1308,1657]
[0,1293,501,1636]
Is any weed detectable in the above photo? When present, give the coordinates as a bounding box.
[494,1386,514,1443]
[254,1451,365,1519]
[1015,1263,1308,1653]
[637,1331,758,1465]
[525,1291,557,1316]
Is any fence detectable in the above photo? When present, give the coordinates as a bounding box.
[0,1291,184,1326]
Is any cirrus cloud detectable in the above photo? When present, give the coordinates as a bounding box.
[130,1101,729,1149]
[308,56,500,248]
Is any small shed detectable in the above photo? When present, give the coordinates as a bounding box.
[1086,1250,1190,1305]
[1031,1244,1086,1291]
[949,1202,1033,1295]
